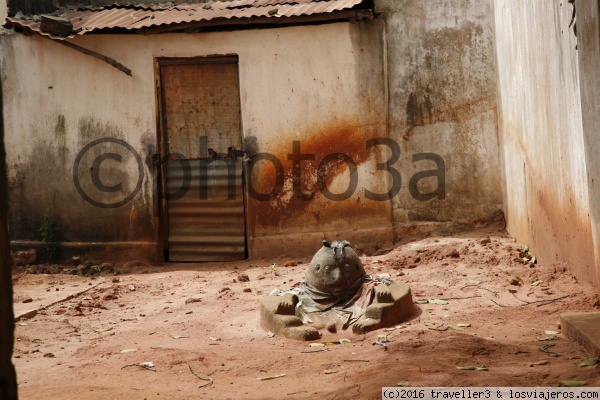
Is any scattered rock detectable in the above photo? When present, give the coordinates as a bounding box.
[219,287,231,293]
[12,249,37,266]
[414,256,421,263]
[509,276,524,286]
[284,260,298,267]
[238,273,250,282]
[185,298,202,304]
[112,277,120,283]
[243,288,252,293]
[447,249,460,258]
[480,237,492,245]
[43,353,55,358]
[128,285,136,291]
[22,297,33,304]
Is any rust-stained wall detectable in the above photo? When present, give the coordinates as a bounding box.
[576,0,600,288]
[378,0,503,232]
[492,0,597,286]
[1,21,394,260]
[1,3,506,262]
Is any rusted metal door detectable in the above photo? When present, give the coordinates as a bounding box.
[159,57,246,262]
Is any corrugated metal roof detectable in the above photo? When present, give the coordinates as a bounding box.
[6,0,367,39]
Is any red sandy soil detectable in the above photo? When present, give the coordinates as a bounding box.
[11,225,600,400]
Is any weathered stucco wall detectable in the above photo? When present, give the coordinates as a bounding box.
[576,0,600,288]
[378,0,503,232]
[1,21,394,260]
[492,0,596,285]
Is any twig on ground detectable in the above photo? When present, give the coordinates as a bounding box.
[15,282,104,321]
[63,319,79,333]
[300,348,329,354]
[343,359,369,363]
[121,363,156,372]
[540,344,559,357]
[488,293,578,308]
[511,292,578,306]
[440,295,481,301]
[460,286,499,297]
[187,364,213,388]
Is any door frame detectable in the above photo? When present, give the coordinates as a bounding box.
[154,55,246,262]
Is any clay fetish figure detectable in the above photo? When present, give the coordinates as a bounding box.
[260,240,414,340]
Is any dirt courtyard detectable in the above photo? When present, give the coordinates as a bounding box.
[10,224,600,400]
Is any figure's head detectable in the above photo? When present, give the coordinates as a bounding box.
[305,240,366,294]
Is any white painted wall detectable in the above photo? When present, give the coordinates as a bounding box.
[492,0,596,285]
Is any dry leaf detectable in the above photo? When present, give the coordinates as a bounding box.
[120,348,138,353]
[429,299,449,305]
[530,360,549,367]
[259,374,286,381]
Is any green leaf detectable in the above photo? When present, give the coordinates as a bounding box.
[209,337,220,341]
[415,299,429,304]
[309,343,325,347]
[456,323,471,328]
[577,358,599,367]
[424,322,436,326]
[544,330,560,335]
[397,382,411,387]
[532,280,544,286]
[559,381,587,387]
[172,335,188,339]
[339,338,352,344]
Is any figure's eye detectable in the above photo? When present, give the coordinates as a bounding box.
[315,264,321,271]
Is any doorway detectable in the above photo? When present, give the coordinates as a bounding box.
[158,57,246,262]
